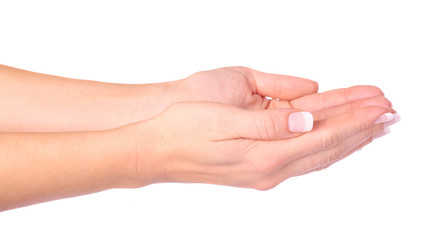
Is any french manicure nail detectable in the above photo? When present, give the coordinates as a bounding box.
[384,113,401,127]
[288,112,313,133]
[393,113,401,123]
[373,127,391,140]
[374,113,394,124]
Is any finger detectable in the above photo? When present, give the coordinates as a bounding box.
[280,123,390,177]
[290,85,384,113]
[320,129,387,172]
[230,108,314,140]
[285,107,395,160]
[312,95,393,121]
[293,127,386,177]
[293,137,374,177]
[255,106,395,165]
[248,127,380,191]
[268,94,393,119]
[281,124,387,178]
[242,67,319,100]
[261,124,387,188]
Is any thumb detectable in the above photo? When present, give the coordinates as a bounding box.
[246,68,319,100]
[233,108,314,140]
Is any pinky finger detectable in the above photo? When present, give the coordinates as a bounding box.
[294,137,373,177]
[279,123,388,180]
[293,126,390,177]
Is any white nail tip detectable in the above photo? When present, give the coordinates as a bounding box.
[373,127,391,140]
[374,113,394,124]
[301,112,314,132]
[393,113,401,123]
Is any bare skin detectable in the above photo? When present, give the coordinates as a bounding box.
[0,65,397,211]
[131,102,393,190]
[0,65,391,131]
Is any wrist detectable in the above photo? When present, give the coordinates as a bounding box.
[91,80,181,132]
[114,118,170,188]
[129,80,181,122]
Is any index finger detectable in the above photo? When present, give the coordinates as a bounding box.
[290,85,384,112]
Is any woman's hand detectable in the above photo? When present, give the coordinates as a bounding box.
[174,66,319,110]
[131,101,396,190]
[0,65,397,210]
[0,65,390,132]
[174,66,392,121]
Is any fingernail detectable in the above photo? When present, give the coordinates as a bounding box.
[373,127,391,140]
[393,113,401,123]
[384,113,401,127]
[288,112,313,133]
[374,113,394,124]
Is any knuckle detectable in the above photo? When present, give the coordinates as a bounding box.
[188,70,206,80]
[368,126,378,136]
[230,66,251,72]
[326,148,342,163]
[323,131,340,150]
[349,110,367,132]
[358,122,367,133]
[256,113,278,139]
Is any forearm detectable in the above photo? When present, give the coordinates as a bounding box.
[0,125,144,211]
[0,64,178,132]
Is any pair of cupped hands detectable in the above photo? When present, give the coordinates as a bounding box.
[127,67,397,190]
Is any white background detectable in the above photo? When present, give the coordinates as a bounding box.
[1,0,420,239]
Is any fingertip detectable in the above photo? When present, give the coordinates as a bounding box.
[352,95,393,110]
[372,126,391,140]
[349,85,385,99]
[305,78,320,95]
[353,106,393,125]
[374,112,395,124]
[299,77,319,94]
[310,80,319,93]
[283,75,319,98]
[393,113,401,122]
[314,80,319,91]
